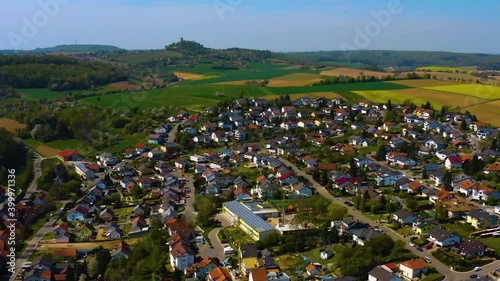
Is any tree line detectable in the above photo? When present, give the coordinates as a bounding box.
[0,55,128,91]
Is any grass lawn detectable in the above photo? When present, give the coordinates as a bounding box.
[421,273,445,281]
[479,237,500,253]
[42,232,54,240]
[122,224,132,236]
[431,249,493,272]
[111,207,134,223]
[274,254,309,280]
[442,222,474,239]
[301,244,345,267]
[396,226,415,237]
[219,226,253,248]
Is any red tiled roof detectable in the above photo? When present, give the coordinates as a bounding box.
[58,150,81,157]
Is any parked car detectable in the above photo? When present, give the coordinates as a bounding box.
[409,242,415,247]
[474,266,482,271]
[469,274,477,279]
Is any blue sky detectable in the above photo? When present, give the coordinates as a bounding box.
[1,0,499,53]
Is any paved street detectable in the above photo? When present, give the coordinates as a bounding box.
[279,158,500,280]
[8,204,66,281]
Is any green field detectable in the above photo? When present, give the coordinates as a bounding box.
[416,66,475,74]
[179,63,322,85]
[353,90,442,108]
[80,82,409,111]
[117,50,183,65]
[18,88,80,99]
[479,237,500,253]
[423,84,500,100]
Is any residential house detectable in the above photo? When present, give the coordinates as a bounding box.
[445,156,463,170]
[466,210,498,229]
[185,257,217,279]
[99,209,114,222]
[375,168,404,186]
[352,229,382,246]
[96,152,119,167]
[412,218,439,235]
[66,206,91,222]
[57,150,83,162]
[320,249,334,260]
[436,149,457,161]
[206,267,232,281]
[429,227,461,247]
[291,182,313,197]
[455,179,477,196]
[399,258,428,280]
[111,240,132,261]
[484,162,500,174]
[334,218,369,236]
[74,163,95,180]
[368,265,402,281]
[133,204,148,217]
[458,240,485,257]
[472,184,500,201]
[74,222,95,239]
[169,241,195,270]
[305,264,321,276]
[393,209,417,225]
[240,243,259,274]
[103,222,122,239]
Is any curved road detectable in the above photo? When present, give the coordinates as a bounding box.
[278,158,499,281]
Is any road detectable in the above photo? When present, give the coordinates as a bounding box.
[8,205,66,281]
[278,158,500,281]
[168,119,187,143]
[25,152,43,198]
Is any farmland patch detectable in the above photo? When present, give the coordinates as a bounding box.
[423,84,500,100]
[0,118,26,133]
[320,67,390,78]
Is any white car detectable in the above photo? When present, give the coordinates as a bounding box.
[409,242,415,247]
[474,266,482,271]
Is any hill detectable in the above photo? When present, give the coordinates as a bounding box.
[286,50,500,70]
[0,44,123,54]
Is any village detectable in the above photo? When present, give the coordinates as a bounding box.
[3,95,500,281]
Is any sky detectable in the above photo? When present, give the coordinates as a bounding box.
[1,0,499,53]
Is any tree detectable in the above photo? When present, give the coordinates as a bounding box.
[376,145,388,161]
[422,168,428,179]
[461,120,467,131]
[405,196,418,212]
[321,224,339,245]
[442,171,452,190]
[349,158,358,177]
[129,185,144,201]
[87,256,100,278]
[320,169,328,186]
[327,203,348,221]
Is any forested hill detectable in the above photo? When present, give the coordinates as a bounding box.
[0,55,128,91]
[34,44,124,53]
[285,50,500,70]
[0,44,123,54]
